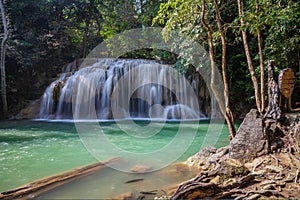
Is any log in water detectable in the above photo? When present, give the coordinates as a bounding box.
[0,158,119,200]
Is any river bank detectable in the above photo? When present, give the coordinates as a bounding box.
[159,110,300,199]
[1,110,299,199]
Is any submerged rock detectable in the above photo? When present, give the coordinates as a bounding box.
[130,165,152,173]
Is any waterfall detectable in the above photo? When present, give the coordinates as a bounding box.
[39,59,207,120]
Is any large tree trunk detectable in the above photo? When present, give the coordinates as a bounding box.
[0,0,8,116]
[213,0,236,138]
[256,0,265,112]
[201,0,236,139]
[237,0,262,113]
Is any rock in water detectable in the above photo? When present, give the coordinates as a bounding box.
[14,99,41,119]
[229,109,269,163]
[130,165,152,173]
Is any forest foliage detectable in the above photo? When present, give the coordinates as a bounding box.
[0,0,299,117]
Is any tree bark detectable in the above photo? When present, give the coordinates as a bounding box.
[237,0,262,113]
[264,60,281,120]
[258,31,265,111]
[0,0,8,116]
[213,0,236,138]
[256,0,265,112]
[201,0,236,139]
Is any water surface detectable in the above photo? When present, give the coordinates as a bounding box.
[0,120,231,197]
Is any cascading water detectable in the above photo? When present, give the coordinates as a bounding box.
[39,59,207,120]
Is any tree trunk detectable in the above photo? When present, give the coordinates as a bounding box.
[82,20,89,58]
[256,0,265,112]
[264,60,281,120]
[201,0,236,139]
[258,31,265,111]
[0,0,8,116]
[213,0,236,138]
[237,0,262,113]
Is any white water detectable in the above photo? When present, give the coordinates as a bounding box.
[39,59,206,120]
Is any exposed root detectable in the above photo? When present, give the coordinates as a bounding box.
[252,157,267,173]
[164,115,300,200]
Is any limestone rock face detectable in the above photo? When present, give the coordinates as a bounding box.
[229,109,269,163]
[14,99,41,119]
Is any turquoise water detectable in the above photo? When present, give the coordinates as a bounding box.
[0,120,231,194]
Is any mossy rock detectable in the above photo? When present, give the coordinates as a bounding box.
[218,158,250,180]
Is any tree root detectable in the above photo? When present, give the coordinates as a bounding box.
[169,116,300,199]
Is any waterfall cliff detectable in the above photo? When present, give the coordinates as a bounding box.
[39,59,209,120]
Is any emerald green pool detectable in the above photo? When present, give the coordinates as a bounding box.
[0,120,231,197]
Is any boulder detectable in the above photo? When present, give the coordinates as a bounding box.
[229,109,269,163]
[13,99,41,119]
[217,158,249,179]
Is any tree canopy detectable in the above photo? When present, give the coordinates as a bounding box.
[0,0,299,118]
[154,0,299,113]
